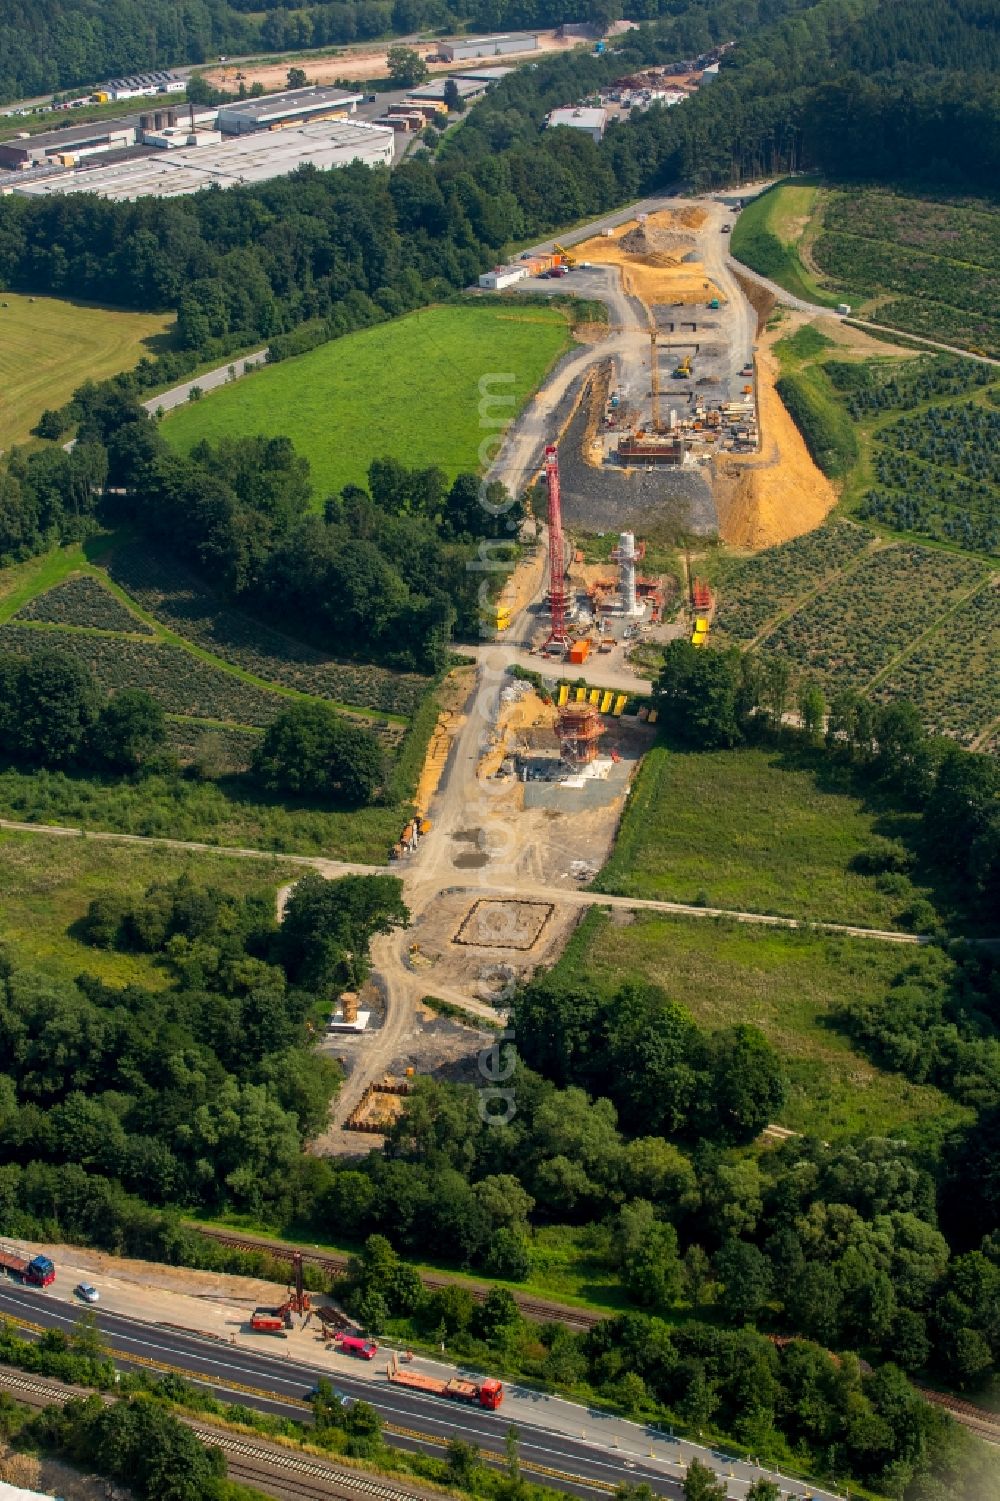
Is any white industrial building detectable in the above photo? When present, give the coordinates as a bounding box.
[103,70,187,101]
[439,32,538,61]
[546,106,608,142]
[216,85,361,134]
[13,119,394,200]
[406,76,490,103]
[478,264,529,290]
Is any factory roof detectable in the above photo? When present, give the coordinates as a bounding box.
[105,71,184,89]
[217,85,362,122]
[406,77,486,100]
[453,67,515,81]
[453,32,537,43]
[547,106,608,129]
[2,115,141,152]
[14,119,393,200]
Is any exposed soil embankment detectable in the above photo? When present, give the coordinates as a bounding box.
[713,336,837,549]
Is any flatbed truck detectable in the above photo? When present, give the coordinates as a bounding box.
[387,1352,503,1408]
[0,1245,55,1286]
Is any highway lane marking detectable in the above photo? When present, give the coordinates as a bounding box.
[0,1294,829,1497]
[0,1303,677,1492]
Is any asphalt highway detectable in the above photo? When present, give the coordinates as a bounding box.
[0,1283,679,1497]
[0,1283,835,1500]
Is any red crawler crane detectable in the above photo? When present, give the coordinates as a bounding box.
[543,444,570,650]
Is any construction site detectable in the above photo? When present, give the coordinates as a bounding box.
[314,188,837,1153]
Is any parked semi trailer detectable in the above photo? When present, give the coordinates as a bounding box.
[387,1352,503,1408]
[0,1244,55,1286]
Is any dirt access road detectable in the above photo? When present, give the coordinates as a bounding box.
[202,28,585,94]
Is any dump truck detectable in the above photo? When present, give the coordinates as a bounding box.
[0,1246,55,1286]
[388,1353,503,1408]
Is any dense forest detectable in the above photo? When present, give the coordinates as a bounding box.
[2,387,508,677]
[1,0,997,367]
[0,871,405,1206]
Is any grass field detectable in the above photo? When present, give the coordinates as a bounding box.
[731,181,843,307]
[0,829,298,987]
[0,293,173,452]
[594,743,947,930]
[555,908,970,1143]
[162,303,573,497]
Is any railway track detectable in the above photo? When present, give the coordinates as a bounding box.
[190,1428,444,1501]
[0,1366,447,1501]
[916,1387,1000,1444]
[196,1225,603,1332]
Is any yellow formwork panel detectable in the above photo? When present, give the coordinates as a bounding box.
[575,686,586,701]
[588,688,601,705]
[600,690,613,713]
[648,708,658,724]
[613,694,627,715]
[557,683,569,706]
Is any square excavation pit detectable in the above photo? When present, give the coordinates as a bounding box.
[453,899,555,951]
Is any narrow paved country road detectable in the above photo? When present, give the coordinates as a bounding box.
[143,348,269,414]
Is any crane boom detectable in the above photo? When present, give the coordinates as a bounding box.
[543,444,570,650]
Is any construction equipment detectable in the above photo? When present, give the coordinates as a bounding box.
[388,1352,503,1408]
[673,355,692,379]
[0,1245,55,1286]
[542,445,570,651]
[250,1252,311,1334]
[691,577,713,612]
[552,241,577,267]
[648,328,661,430]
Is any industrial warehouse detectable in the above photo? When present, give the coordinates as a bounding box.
[0,85,394,200]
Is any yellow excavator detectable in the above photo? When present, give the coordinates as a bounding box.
[673,354,692,379]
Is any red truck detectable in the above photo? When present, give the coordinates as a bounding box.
[0,1245,55,1287]
[387,1353,503,1409]
[335,1333,378,1360]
